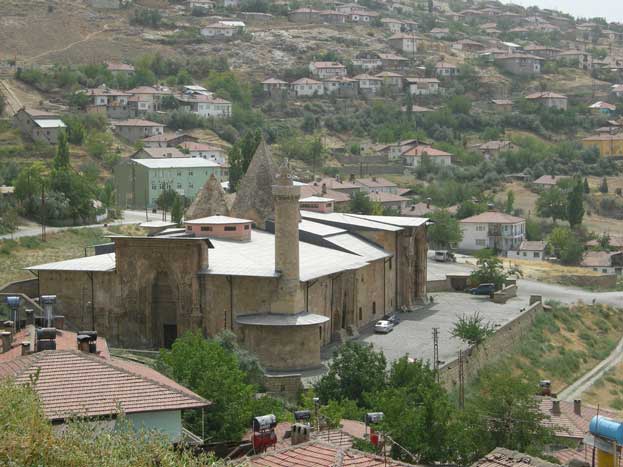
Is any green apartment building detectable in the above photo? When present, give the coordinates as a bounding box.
[115,158,228,209]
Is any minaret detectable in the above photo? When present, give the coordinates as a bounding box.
[272,160,301,313]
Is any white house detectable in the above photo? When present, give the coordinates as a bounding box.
[388,33,417,54]
[406,78,440,96]
[200,21,244,37]
[178,141,227,165]
[309,62,347,79]
[458,211,526,252]
[508,241,547,261]
[291,78,324,97]
[381,18,403,33]
[352,74,383,95]
[581,251,623,275]
[175,95,232,118]
[401,146,453,167]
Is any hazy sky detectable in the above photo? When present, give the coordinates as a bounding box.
[500,0,623,22]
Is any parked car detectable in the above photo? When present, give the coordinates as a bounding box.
[383,313,400,325]
[468,283,496,295]
[374,320,394,333]
[434,250,456,262]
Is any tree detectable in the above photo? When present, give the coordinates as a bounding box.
[156,187,178,220]
[171,194,183,225]
[451,312,495,346]
[428,209,462,248]
[349,191,376,215]
[536,187,567,223]
[504,190,515,214]
[14,162,46,214]
[470,250,507,290]
[371,358,454,463]
[0,94,6,116]
[584,177,590,194]
[158,331,255,442]
[314,341,387,406]
[525,218,542,241]
[53,130,70,171]
[0,379,221,467]
[548,226,583,265]
[567,179,584,228]
[228,130,261,192]
[599,177,609,194]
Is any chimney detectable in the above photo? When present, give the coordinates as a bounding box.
[0,331,11,353]
[78,331,98,353]
[574,399,582,416]
[35,327,57,352]
[372,176,377,182]
[21,341,30,356]
[272,160,301,313]
[291,423,311,446]
[349,173,355,182]
[426,197,432,208]
[487,202,495,211]
[77,334,90,353]
[551,400,561,415]
[321,183,327,195]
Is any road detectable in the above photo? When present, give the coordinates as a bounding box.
[0,210,157,240]
[0,79,22,116]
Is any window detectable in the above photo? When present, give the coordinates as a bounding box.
[201,226,212,232]
[522,252,527,257]
[244,225,249,230]
[372,302,376,315]
[476,239,486,246]
[476,225,486,231]
[177,171,182,176]
[359,307,362,321]
[389,258,392,270]
[188,171,193,176]
[186,225,191,230]
[224,226,236,232]
[319,326,322,339]
[534,252,540,258]
[603,269,608,273]
[177,183,182,189]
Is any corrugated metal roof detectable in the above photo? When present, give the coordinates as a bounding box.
[34,119,66,128]
[202,230,368,281]
[298,220,346,237]
[27,253,116,272]
[300,211,403,232]
[347,214,428,228]
[236,312,330,326]
[132,158,222,169]
[324,233,390,262]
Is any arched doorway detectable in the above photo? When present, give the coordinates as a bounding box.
[151,272,178,348]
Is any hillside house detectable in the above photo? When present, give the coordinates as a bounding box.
[381,18,403,33]
[581,134,623,157]
[115,158,227,209]
[406,77,440,96]
[314,177,362,197]
[378,139,421,160]
[200,22,242,37]
[132,147,187,159]
[388,33,417,54]
[89,0,128,8]
[429,28,450,39]
[353,74,382,95]
[288,8,321,22]
[490,99,513,112]
[375,71,403,90]
[496,54,543,75]
[379,53,409,69]
[612,84,623,97]
[452,39,485,53]
[319,11,347,24]
[299,196,335,213]
[355,177,397,194]
[178,142,227,164]
[113,119,164,143]
[402,145,453,167]
[84,86,130,108]
[142,132,197,148]
[262,78,289,96]
[368,191,409,210]
[188,0,214,11]
[352,52,383,71]
[221,0,239,7]
[175,94,232,118]
[533,175,569,189]
[473,140,516,159]
[106,62,135,75]
[126,85,172,113]
[557,50,592,70]
[323,76,358,97]
[309,62,347,79]
[458,211,526,252]
[348,10,379,22]
[291,78,324,97]
[335,3,363,13]
[589,101,617,116]
[435,62,460,77]
[13,108,66,144]
[581,251,623,274]
[525,92,568,110]
[402,105,433,114]
[508,240,547,261]
[524,45,561,59]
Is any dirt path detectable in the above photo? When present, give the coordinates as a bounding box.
[558,335,623,401]
[24,24,111,64]
[0,79,22,115]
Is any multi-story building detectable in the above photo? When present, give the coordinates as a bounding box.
[458,212,526,252]
[13,108,66,144]
[309,62,347,80]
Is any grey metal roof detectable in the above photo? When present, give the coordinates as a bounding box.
[324,233,390,262]
[236,312,330,326]
[27,253,116,272]
[202,230,368,281]
[132,158,222,169]
[300,211,403,232]
[347,214,429,228]
[34,119,66,128]
[298,219,346,237]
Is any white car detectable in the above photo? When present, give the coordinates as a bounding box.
[374,320,394,334]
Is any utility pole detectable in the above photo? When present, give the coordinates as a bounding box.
[458,349,465,409]
[433,327,439,383]
[40,183,46,242]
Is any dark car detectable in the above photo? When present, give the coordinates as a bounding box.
[469,283,496,295]
[383,313,400,324]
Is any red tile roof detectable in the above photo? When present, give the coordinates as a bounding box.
[473,448,558,467]
[1,350,209,420]
[247,440,419,467]
[537,397,618,440]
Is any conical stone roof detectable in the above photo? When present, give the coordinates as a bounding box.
[185,173,229,220]
[231,140,277,229]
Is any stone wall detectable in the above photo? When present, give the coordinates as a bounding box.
[439,300,544,391]
[427,278,451,292]
[0,278,39,297]
[264,374,304,400]
[552,274,617,289]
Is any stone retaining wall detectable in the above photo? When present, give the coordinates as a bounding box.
[439,299,544,391]
[264,374,304,400]
[552,274,617,289]
[0,278,39,297]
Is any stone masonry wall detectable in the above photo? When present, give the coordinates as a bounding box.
[439,300,544,391]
